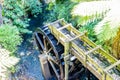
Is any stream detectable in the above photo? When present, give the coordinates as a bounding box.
[12,15,44,80]
[11,8,98,80]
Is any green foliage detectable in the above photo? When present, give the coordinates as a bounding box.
[3,0,30,33]
[45,0,77,26]
[0,24,22,53]
[22,0,42,17]
[79,18,102,41]
[3,0,42,33]
[96,22,118,42]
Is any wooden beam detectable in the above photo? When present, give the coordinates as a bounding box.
[68,31,87,42]
[47,55,59,65]
[85,46,101,55]
[64,42,70,80]
[58,24,71,31]
[104,60,120,72]
[48,18,64,25]
[49,61,60,79]
[84,46,101,67]
[34,32,44,50]
[39,54,52,80]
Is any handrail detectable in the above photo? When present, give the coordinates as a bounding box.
[48,19,120,80]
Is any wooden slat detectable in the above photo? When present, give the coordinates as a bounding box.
[48,18,64,26]
[39,54,52,80]
[104,60,120,72]
[58,24,71,31]
[85,46,101,55]
[49,61,60,79]
[68,31,87,42]
[34,32,44,50]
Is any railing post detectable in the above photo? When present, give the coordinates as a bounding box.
[64,42,70,80]
[39,54,52,80]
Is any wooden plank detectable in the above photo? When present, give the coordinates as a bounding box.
[58,24,71,31]
[49,61,60,79]
[85,46,101,55]
[47,55,58,65]
[104,60,120,72]
[64,42,70,80]
[68,31,87,42]
[48,18,64,25]
[71,48,103,80]
[34,32,44,50]
[39,54,52,80]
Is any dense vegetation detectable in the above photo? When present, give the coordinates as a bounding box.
[45,0,120,59]
[0,0,42,79]
[0,24,22,53]
[1,0,120,79]
[72,0,120,59]
[1,0,42,53]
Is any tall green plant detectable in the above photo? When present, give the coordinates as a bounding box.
[72,0,120,59]
[3,0,31,33]
[45,0,77,26]
[3,0,42,33]
[0,24,22,53]
[20,0,42,17]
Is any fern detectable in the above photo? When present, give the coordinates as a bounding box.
[45,0,77,26]
[71,1,110,25]
[0,48,19,80]
[72,0,120,41]
[71,0,120,59]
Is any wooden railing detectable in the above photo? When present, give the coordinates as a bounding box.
[48,19,120,80]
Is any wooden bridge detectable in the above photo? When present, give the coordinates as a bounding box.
[34,18,120,80]
[46,19,120,80]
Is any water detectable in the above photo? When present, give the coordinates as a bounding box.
[12,13,98,80]
[12,14,44,80]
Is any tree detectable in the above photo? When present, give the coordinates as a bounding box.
[72,0,120,59]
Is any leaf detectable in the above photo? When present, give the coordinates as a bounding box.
[0,48,19,79]
[72,0,120,41]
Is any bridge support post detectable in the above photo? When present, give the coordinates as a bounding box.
[64,42,70,80]
[39,54,52,80]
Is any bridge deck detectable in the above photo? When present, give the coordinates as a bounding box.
[48,19,120,80]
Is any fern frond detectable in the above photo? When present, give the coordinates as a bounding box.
[72,0,120,41]
[0,48,19,79]
[72,1,110,16]
[71,1,111,25]
[94,1,120,40]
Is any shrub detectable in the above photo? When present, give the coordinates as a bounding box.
[23,0,42,17]
[0,24,22,53]
[2,0,42,33]
[2,0,30,33]
[45,0,77,26]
